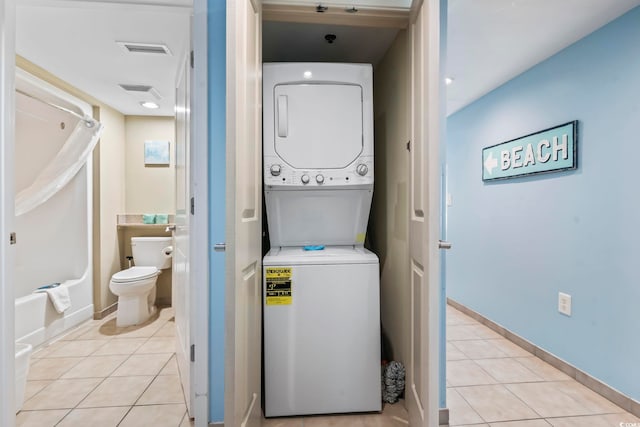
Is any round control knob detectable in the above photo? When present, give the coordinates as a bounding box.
[270,164,281,177]
[356,163,369,176]
[301,174,310,184]
[316,174,325,184]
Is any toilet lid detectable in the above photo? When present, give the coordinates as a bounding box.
[112,266,159,283]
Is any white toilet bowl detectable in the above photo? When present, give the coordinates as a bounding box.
[110,236,172,327]
[109,266,160,327]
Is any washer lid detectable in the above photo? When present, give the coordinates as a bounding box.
[263,246,378,265]
[112,266,158,282]
[273,83,363,169]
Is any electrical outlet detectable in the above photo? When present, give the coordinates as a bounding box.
[558,292,572,316]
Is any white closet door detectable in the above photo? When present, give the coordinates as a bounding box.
[225,0,263,426]
[407,0,442,426]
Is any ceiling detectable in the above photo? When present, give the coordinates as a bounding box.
[446,0,640,115]
[16,0,191,117]
[263,21,399,65]
[15,0,640,118]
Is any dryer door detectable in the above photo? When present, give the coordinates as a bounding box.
[273,83,363,169]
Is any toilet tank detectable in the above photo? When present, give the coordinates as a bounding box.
[131,237,172,269]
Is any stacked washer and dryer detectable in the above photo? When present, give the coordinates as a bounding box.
[262,63,381,417]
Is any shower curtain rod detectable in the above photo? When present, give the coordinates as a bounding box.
[15,89,96,127]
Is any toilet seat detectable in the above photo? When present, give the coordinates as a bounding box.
[111,266,158,283]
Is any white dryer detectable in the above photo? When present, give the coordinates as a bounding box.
[263,62,374,247]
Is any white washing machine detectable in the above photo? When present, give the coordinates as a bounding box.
[262,63,381,417]
[263,246,381,417]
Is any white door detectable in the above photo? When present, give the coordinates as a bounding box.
[225,0,262,426]
[1,0,17,424]
[174,52,193,416]
[407,0,442,426]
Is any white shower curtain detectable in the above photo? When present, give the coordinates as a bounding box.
[15,114,103,216]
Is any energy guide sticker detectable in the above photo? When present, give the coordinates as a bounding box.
[265,267,292,305]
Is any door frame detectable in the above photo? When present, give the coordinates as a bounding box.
[191,0,209,425]
[1,2,208,425]
[0,0,16,424]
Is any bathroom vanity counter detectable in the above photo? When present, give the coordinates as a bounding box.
[116,214,175,229]
[117,223,175,230]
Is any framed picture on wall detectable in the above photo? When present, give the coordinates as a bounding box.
[144,140,170,166]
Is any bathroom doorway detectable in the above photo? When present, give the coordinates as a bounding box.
[1,1,207,425]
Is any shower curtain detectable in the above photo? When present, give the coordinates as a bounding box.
[15,113,103,216]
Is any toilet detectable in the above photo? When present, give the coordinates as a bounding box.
[109,236,172,327]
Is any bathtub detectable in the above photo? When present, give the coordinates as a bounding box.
[15,276,93,347]
[14,69,95,348]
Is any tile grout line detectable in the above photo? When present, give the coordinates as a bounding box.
[448,300,640,417]
[448,310,548,425]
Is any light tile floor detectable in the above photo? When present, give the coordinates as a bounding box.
[17,307,193,427]
[17,304,640,426]
[445,304,640,426]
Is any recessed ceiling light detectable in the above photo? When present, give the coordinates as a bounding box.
[303,71,312,79]
[140,101,159,109]
[445,77,454,85]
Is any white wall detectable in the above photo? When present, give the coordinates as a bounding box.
[371,29,411,365]
[125,115,175,214]
[94,105,126,314]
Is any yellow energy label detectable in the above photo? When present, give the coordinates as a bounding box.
[265,267,292,305]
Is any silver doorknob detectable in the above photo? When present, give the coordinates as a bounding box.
[214,243,226,252]
[438,240,452,250]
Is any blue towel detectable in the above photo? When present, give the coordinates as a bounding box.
[142,214,156,224]
[155,214,169,224]
[36,283,60,290]
[303,245,325,251]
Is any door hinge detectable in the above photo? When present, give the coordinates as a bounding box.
[190,344,195,362]
[190,50,194,69]
[9,232,16,245]
[190,197,195,215]
[406,140,411,151]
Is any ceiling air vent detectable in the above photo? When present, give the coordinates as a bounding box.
[116,41,172,55]
[119,84,162,100]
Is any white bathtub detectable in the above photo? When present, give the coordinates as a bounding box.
[15,275,93,348]
[14,69,95,348]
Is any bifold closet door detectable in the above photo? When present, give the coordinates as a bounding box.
[225,0,263,426]
[407,0,442,426]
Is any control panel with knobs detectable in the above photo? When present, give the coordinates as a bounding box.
[264,157,373,187]
[270,164,282,176]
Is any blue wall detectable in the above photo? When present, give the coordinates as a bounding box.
[447,7,640,401]
[208,0,226,422]
[439,0,448,410]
